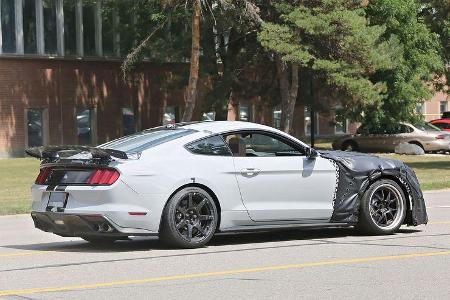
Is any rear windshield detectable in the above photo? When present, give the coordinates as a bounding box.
[99,128,196,153]
[414,123,441,132]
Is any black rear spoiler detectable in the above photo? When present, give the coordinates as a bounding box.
[25,146,128,162]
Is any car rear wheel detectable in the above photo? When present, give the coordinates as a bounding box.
[342,140,358,152]
[160,187,218,248]
[357,179,406,235]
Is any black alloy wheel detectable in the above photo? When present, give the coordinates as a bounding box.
[357,179,406,235]
[160,187,218,248]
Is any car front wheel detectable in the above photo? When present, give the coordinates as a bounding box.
[357,179,406,235]
[160,187,218,248]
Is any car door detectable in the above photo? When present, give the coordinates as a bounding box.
[223,131,337,222]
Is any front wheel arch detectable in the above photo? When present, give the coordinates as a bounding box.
[159,183,222,233]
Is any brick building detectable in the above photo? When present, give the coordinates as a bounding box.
[0,0,448,157]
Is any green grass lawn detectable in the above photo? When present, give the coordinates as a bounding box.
[0,158,40,215]
[0,154,449,215]
[379,154,450,191]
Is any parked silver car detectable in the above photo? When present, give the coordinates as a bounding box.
[332,123,450,153]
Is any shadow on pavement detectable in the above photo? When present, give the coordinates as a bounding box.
[1,227,448,274]
[0,226,431,254]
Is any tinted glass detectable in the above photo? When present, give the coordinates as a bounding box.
[27,109,43,147]
[83,0,96,56]
[1,0,16,53]
[186,136,231,156]
[23,0,36,54]
[122,108,135,136]
[239,106,250,121]
[102,1,114,56]
[224,133,301,157]
[414,123,441,132]
[100,128,196,153]
[43,0,57,54]
[63,0,76,55]
[117,0,134,56]
[77,109,92,145]
[163,106,179,125]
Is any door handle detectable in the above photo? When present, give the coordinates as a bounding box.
[241,168,261,177]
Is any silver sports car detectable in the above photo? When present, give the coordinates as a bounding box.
[27,121,428,248]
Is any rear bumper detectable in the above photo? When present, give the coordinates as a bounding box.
[423,140,450,151]
[31,212,157,238]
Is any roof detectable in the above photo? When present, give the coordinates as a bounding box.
[430,119,450,123]
[180,121,278,134]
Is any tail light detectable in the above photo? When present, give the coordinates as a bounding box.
[34,168,120,185]
[436,134,446,140]
[35,167,51,184]
[87,169,120,185]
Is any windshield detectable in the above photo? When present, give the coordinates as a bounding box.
[414,123,441,132]
[99,128,196,153]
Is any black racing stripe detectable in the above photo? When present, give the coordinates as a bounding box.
[46,186,56,191]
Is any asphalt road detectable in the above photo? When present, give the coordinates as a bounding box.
[1,190,450,299]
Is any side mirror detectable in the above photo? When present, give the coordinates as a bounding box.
[305,147,318,159]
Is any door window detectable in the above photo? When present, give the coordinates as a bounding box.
[223,132,302,157]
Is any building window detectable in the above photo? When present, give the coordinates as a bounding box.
[23,0,37,54]
[122,108,135,136]
[239,106,251,122]
[163,106,179,125]
[1,0,16,53]
[82,0,96,56]
[77,108,92,145]
[43,0,57,54]
[273,109,281,129]
[202,112,216,121]
[335,120,347,134]
[304,107,319,135]
[26,109,44,147]
[440,101,448,114]
[63,0,76,55]
[117,1,134,56]
[102,1,114,56]
[416,103,424,114]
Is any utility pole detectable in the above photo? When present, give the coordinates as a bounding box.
[310,71,315,148]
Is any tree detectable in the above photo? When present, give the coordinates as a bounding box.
[258,0,396,133]
[366,0,444,129]
[421,0,450,89]
[182,0,201,121]
[122,0,262,122]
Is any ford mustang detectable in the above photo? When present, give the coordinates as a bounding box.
[27,121,428,248]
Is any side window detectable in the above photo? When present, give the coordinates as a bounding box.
[398,125,413,134]
[223,132,302,157]
[186,136,232,156]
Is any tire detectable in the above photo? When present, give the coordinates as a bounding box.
[82,236,118,245]
[342,140,358,152]
[408,141,424,152]
[357,179,406,235]
[160,187,218,248]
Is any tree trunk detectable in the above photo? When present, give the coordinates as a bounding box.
[227,91,239,121]
[182,0,201,122]
[276,57,299,134]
